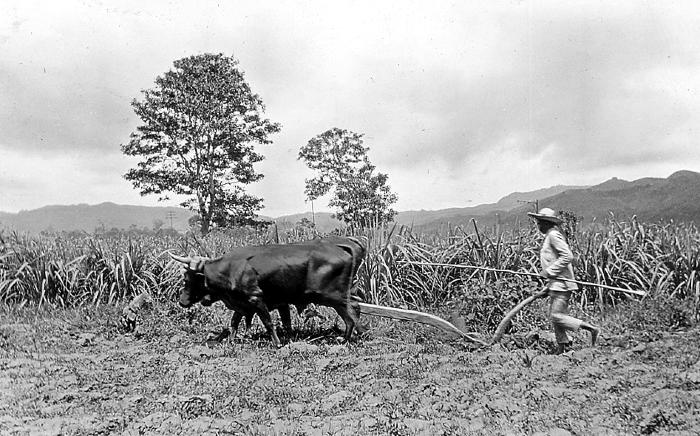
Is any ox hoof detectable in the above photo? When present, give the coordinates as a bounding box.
[204,328,231,345]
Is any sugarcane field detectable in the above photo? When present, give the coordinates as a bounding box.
[1,219,698,435]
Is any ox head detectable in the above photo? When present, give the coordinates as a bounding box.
[170,254,212,308]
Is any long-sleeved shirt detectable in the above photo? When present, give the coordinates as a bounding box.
[540,227,578,291]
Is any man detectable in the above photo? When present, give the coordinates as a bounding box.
[528,207,600,354]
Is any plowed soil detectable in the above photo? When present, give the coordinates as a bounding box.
[1,303,698,435]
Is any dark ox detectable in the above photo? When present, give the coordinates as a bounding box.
[171,237,366,347]
[225,236,367,335]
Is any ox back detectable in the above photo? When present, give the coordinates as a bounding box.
[243,243,355,309]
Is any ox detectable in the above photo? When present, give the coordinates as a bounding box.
[231,236,366,336]
[225,236,367,335]
[171,237,365,347]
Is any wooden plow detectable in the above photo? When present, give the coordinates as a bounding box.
[358,302,489,346]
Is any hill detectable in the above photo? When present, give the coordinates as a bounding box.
[273,185,586,233]
[0,203,196,233]
[538,170,700,224]
[2,170,698,234]
[396,184,585,228]
[273,212,343,234]
[413,170,700,232]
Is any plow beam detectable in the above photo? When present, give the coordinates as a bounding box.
[358,302,489,347]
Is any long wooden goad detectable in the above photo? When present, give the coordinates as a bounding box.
[400,261,647,297]
[358,302,489,347]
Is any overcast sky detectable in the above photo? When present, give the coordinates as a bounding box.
[2,1,700,216]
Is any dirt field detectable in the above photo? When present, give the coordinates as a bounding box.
[1,303,698,436]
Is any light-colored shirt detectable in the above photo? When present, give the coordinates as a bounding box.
[540,227,578,291]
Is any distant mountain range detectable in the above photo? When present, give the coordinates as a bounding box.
[398,170,700,232]
[274,184,585,232]
[535,170,700,225]
[0,203,196,234]
[1,170,699,234]
[394,184,587,227]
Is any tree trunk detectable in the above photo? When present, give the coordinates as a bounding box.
[200,220,210,235]
[199,206,211,235]
[198,197,211,235]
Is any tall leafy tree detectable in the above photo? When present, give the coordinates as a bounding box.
[121,53,280,234]
[299,128,398,230]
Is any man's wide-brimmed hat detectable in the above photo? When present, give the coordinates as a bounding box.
[527,207,563,224]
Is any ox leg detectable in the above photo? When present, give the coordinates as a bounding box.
[350,300,365,334]
[278,305,293,334]
[294,304,308,316]
[333,302,361,342]
[230,311,243,334]
[255,307,282,348]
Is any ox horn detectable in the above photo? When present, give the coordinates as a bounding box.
[169,253,193,264]
[169,253,207,272]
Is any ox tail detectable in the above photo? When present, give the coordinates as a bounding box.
[357,302,489,347]
[334,238,366,303]
[348,240,361,302]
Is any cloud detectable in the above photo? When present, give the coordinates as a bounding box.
[0,67,134,156]
[2,1,700,216]
[0,147,160,212]
[344,3,700,175]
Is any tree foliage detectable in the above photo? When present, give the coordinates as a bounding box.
[298,128,398,229]
[121,53,280,234]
